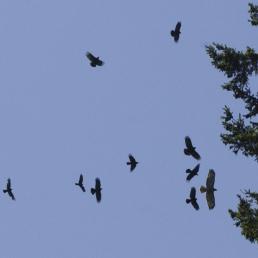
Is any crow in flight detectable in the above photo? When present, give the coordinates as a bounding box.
[75,174,86,192]
[186,187,199,210]
[3,178,15,200]
[186,163,200,182]
[200,169,217,210]
[127,154,138,172]
[184,136,201,160]
[86,52,104,67]
[91,178,102,203]
[170,22,181,42]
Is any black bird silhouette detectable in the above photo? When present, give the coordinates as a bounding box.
[186,164,200,181]
[200,169,217,210]
[186,187,199,210]
[170,22,181,42]
[91,178,102,202]
[86,52,104,67]
[184,136,201,160]
[127,154,138,172]
[3,178,15,200]
[75,174,85,192]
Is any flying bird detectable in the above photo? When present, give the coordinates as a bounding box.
[127,154,138,172]
[186,163,200,181]
[75,174,86,192]
[186,187,199,210]
[91,178,102,203]
[200,169,217,210]
[3,178,15,200]
[184,136,201,160]
[86,52,104,67]
[170,22,181,42]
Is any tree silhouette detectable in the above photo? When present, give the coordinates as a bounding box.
[229,190,258,244]
[206,2,258,243]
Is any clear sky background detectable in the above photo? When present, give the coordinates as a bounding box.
[0,1,257,257]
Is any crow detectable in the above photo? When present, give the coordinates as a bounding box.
[91,178,102,203]
[127,154,138,172]
[75,174,86,192]
[184,136,201,160]
[170,22,181,42]
[3,178,15,200]
[200,169,217,210]
[186,163,200,181]
[86,52,104,67]
[186,187,199,210]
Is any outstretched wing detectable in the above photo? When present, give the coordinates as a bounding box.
[190,187,196,199]
[191,150,201,160]
[185,136,193,149]
[86,52,96,62]
[192,200,199,210]
[79,174,83,185]
[193,164,200,173]
[175,22,181,33]
[186,172,194,181]
[96,190,101,202]
[206,191,215,210]
[7,178,11,189]
[8,191,15,200]
[128,154,137,171]
[206,169,215,189]
[95,178,101,190]
[96,59,104,66]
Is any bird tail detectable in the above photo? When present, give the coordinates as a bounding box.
[75,183,79,186]
[171,30,175,36]
[126,162,131,165]
[200,186,206,193]
[91,188,96,195]
[186,199,191,204]
[186,169,191,174]
[3,190,7,193]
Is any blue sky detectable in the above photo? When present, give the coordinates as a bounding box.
[0,1,257,257]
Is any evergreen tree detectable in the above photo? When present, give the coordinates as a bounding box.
[206,3,258,244]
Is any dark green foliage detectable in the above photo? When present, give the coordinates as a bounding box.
[206,42,258,161]
[248,3,258,26]
[229,190,258,243]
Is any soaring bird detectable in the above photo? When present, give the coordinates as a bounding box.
[86,52,104,67]
[170,22,181,42]
[91,178,102,202]
[184,136,201,160]
[75,174,86,192]
[186,187,199,210]
[127,154,138,172]
[186,164,200,182]
[200,169,217,210]
[3,178,15,200]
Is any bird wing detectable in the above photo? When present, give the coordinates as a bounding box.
[192,200,199,210]
[206,191,215,210]
[79,174,83,185]
[95,178,101,190]
[86,52,96,62]
[186,172,194,181]
[190,187,196,199]
[193,163,200,173]
[129,154,136,163]
[206,169,215,189]
[96,190,101,202]
[8,191,15,200]
[96,59,104,66]
[175,22,181,32]
[191,150,201,160]
[80,185,86,192]
[185,136,193,149]
[7,178,11,189]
